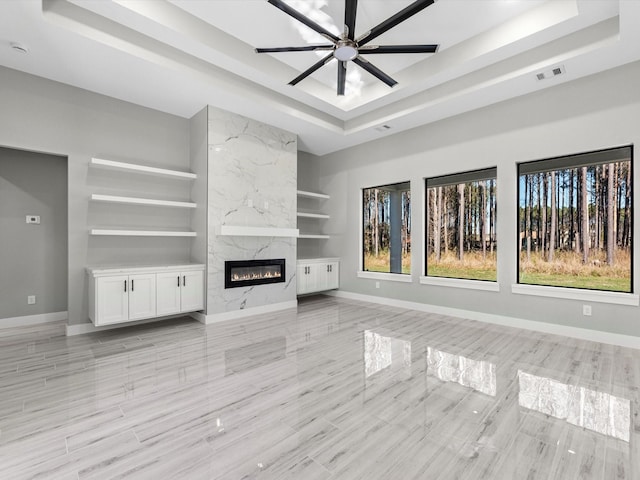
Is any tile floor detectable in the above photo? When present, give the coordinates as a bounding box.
[0,295,638,479]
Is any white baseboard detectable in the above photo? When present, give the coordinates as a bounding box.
[0,311,67,328]
[65,314,196,336]
[198,300,298,325]
[327,290,640,350]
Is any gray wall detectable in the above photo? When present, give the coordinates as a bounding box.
[0,148,67,318]
[0,66,191,325]
[297,151,323,259]
[307,60,640,338]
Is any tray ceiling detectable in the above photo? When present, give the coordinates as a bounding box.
[0,0,638,155]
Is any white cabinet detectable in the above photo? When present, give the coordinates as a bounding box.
[128,274,157,320]
[326,261,339,290]
[94,273,156,325]
[297,258,339,295]
[156,270,204,316]
[88,265,204,326]
[95,275,129,325]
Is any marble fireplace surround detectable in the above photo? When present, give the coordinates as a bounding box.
[202,106,298,323]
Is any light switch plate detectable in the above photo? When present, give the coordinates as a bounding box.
[26,215,40,224]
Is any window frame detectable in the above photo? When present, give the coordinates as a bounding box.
[424,167,498,284]
[515,145,634,294]
[360,181,412,277]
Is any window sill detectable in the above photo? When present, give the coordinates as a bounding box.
[358,271,413,283]
[511,284,639,306]
[420,276,499,292]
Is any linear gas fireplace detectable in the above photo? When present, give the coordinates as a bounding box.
[225,259,286,289]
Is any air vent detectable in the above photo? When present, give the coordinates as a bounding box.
[535,64,565,81]
[10,42,29,54]
[375,125,392,132]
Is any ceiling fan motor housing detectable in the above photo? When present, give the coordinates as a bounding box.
[334,40,359,61]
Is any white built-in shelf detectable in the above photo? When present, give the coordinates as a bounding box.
[91,158,197,180]
[219,226,299,237]
[90,229,197,237]
[297,212,330,219]
[91,194,196,209]
[298,234,330,239]
[297,191,329,240]
[297,190,330,200]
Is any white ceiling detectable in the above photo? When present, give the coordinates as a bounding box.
[0,0,638,155]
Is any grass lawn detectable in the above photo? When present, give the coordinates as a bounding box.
[427,265,497,282]
[364,263,411,274]
[519,272,630,292]
[364,252,411,274]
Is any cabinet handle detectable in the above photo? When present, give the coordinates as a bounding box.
[131,279,134,291]
[124,280,127,292]
[177,276,180,287]
[183,275,186,286]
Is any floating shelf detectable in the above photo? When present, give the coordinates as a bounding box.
[298,234,330,239]
[91,158,197,179]
[90,229,197,237]
[91,194,196,209]
[297,190,329,200]
[297,212,330,219]
[219,226,299,237]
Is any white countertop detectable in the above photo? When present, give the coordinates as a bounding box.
[86,264,205,275]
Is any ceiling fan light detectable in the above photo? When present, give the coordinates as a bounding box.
[334,45,358,61]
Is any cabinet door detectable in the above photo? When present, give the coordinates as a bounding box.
[129,274,156,320]
[156,272,181,316]
[181,270,204,312]
[314,263,329,292]
[296,264,308,295]
[327,262,339,290]
[306,264,321,293]
[96,275,129,325]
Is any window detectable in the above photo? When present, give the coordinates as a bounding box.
[426,168,497,281]
[518,146,632,293]
[362,182,411,274]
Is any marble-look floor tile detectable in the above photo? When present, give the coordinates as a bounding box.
[0,297,639,479]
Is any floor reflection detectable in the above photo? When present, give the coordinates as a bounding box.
[363,330,411,378]
[518,370,630,441]
[427,347,497,396]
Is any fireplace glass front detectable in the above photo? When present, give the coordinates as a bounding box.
[225,259,286,289]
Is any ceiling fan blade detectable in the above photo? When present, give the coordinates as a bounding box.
[337,60,347,96]
[256,45,334,53]
[358,44,438,54]
[357,0,434,46]
[268,0,340,43]
[353,57,397,87]
[289,52,335,86]
[344,0,358,40]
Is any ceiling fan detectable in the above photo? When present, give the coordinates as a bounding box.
[255,0,439,95]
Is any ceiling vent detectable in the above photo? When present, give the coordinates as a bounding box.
[375,125,392,132]
[10,42,29,54]
[535,65,565,81]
